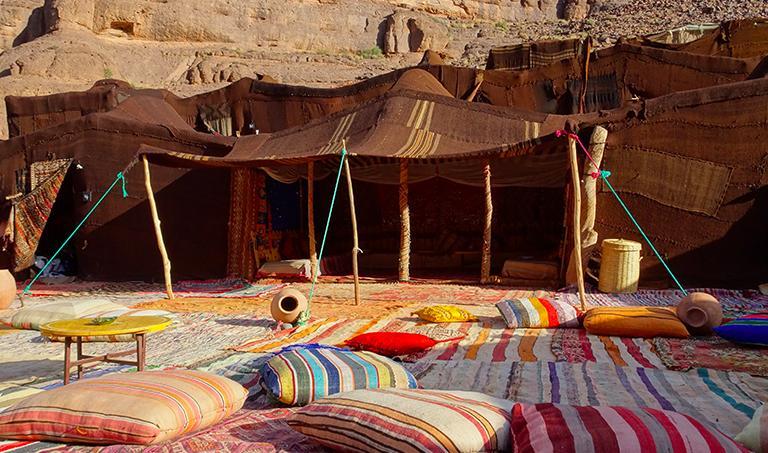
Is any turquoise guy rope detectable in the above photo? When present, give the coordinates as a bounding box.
[558,130,688,296]
[21,172,128,297]
[295,149,348,325]
[600,174,688,295]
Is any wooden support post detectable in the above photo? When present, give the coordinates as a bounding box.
[568,137,587,311]
[307,161,318,280]
[343,157,361,305]
[480,160,493,284]
[567,126,607,284]
[398,159,411,282]
[142,155,174,299]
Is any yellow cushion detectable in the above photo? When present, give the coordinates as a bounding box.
[583,307,689,338]
[412,305,477,323]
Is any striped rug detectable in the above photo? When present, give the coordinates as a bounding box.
[551,328,663,369]
[509,361,760,437]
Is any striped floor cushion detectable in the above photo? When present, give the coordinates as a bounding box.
[0,370,247,445]
[511,403,748,453]
[261,345,418,406]
[496,297,580,328]
[715,314,768,346]
[288,388,514,452]
[10,299,125,330]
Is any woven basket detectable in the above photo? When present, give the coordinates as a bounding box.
[598,239,641,293]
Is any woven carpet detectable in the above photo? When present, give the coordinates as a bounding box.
[551,328,663,368]
[510,361,759,437]
[17,279,285,301]
[652,336,768,376]
[407,360,760,436]
[0,313,273,386]
[559,286,768,317]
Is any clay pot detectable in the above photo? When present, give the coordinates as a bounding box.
[676,292,723,334]
[0,270,15,310]
[270,288,308,324]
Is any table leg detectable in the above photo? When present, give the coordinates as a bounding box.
[76,338,83,380]
[136,334,145,371]
[64,337,71,385]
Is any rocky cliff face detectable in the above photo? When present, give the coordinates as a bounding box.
[0,0,767,139]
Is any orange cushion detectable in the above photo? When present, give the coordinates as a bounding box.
[583,307,689,338]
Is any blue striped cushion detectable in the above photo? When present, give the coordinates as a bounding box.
[715,314,768,346]
[260,345,418,406]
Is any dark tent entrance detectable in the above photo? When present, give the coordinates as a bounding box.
[227,156,570,286]
[305,177,565,283]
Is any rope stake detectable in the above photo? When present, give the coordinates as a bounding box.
[295,149,348,325]
[22,171,129,297]
[557,130,688,295]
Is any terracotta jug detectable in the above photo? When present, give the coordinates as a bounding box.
[0,270,16,310]
[676,292,723,334]
[270,288,308,324]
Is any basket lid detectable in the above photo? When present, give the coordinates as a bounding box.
[602,238,642,251]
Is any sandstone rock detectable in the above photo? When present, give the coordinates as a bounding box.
[383,11,449,54]
[563,0,591,20]
[43,0,96,32]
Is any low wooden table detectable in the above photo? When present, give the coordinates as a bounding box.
[40,316,172,384]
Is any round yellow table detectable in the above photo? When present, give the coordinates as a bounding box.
[40,316,172,384]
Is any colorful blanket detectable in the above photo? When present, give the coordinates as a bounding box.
[551,328,663,369]
[652,336,768,376]
[17,279,285,301]
[509,361,759,437]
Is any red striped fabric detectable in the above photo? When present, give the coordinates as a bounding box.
[511,403,748,453]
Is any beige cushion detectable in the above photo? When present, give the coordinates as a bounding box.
[735,404,767,452]
[10,299,125,330]
[0,369,247,445]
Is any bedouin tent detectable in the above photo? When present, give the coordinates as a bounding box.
[2,20,768,289]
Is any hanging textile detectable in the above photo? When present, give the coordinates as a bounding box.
[6,159,72,271]
[227,169,282,279]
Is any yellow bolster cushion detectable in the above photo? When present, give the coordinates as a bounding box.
[412,305,478,323]
[583,307,689,338]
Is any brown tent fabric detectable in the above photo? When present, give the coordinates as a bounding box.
[637,19,768,58]
[486,38,588,70]
[585,77,768,287]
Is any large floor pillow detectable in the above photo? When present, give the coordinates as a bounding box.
[496,297,580,328]
[288,388,514,452]
[715,314,768,346]
[43,308,176,343]
[735,404,768,452]
[512,403,748,453]
[9,299,125,330]
[583,307,690,338]
[261,345,417,406]
[0,369,247,445]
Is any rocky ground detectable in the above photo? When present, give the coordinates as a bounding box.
[0,0,766,139]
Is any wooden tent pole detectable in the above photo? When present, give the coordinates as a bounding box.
[343,155,361,305]
[142,155,174,300]
[307,161,318,280]
[568,137,587,311]
[566,126,607,284]
[398,159,411,282]
[480,160,493,284]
